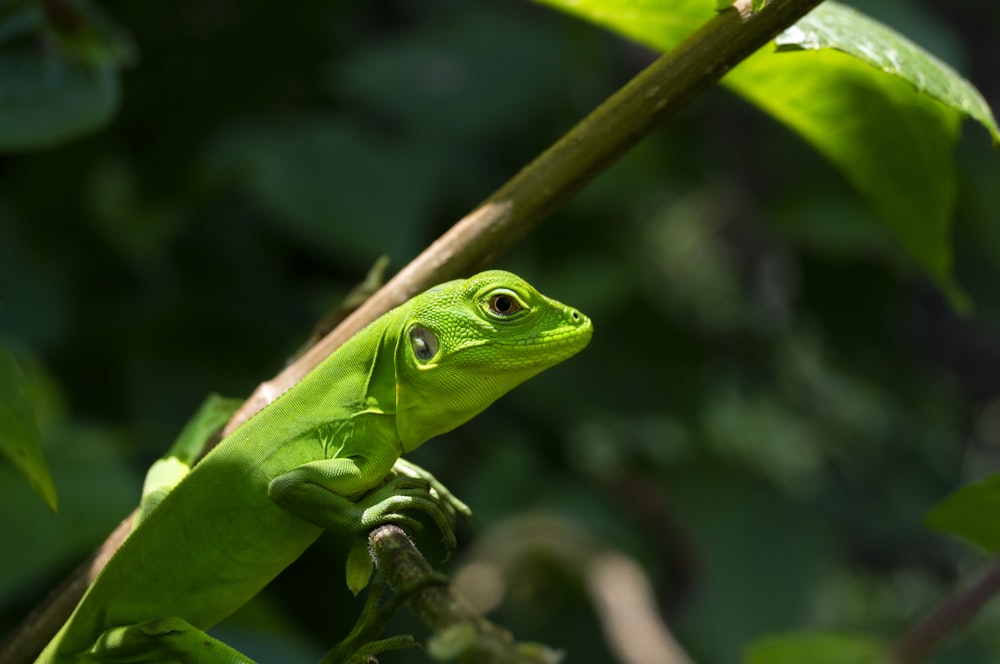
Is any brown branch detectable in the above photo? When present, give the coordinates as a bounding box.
[891,558,1000,664]
[0,520,129,664]
[458,513,695,664]
[0,1,826,660]
[366,525,562,663]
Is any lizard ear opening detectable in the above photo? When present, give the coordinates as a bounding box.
[409,325,438,362]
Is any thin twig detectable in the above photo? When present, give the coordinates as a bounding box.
[0,1,826,660]
[891,558,1000,664]
[368,525,562,663]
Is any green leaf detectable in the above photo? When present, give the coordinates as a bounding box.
[534,0,711,50]
[925,474,1000,552]
[727,48,964,305]
[345,536,375,596]
[0,344,57,511]
[534,0,999,304]
[165,394,244,467]
[0,0,133,151]
[775,3,999,144]
[746,632,890,664]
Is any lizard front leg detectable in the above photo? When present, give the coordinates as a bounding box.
[392,457,471,521]
[269,459,457,663]
[268,458,459,551]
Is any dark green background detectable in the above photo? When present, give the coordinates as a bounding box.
[2,0,999,661]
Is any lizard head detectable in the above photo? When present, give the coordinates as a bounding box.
[394,270,593,452]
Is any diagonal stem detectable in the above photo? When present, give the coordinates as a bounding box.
[891,558,1000,664]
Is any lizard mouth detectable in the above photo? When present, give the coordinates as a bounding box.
[493,315,593,367]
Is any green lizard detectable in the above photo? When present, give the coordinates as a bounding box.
[36,270,592,663]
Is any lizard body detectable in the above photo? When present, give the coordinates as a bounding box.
[37,270,592,663]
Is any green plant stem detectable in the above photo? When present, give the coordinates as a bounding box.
[891,558,1000,664]
[0,1,825,661]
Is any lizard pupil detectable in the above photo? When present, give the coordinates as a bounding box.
[490,294,519,315]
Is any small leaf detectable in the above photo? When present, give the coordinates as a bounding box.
[746,632,890,664]
[925,474,1000,552]
[0,344,57,511]
[165,393,244,467]
[346,536,375,596]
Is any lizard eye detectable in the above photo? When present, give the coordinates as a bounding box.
[409,325,438,361]
[489,293,522,316]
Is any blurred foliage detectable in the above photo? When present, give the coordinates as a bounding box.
[746,632,890,664]
[1,0,999,663]
[926,476,1000,553]
[0,0,133,150]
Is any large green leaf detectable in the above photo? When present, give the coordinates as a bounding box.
[746,632,890,664]
[0,343,57,511]
[728,47,962,299]
[534,0,713,55]
[0,0,133,151]
[925,474,1000,553]
[534,0,999,302]
[776,3,998,144]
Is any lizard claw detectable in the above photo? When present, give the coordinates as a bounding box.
[355,475,459,553]
[393,458,472,518]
